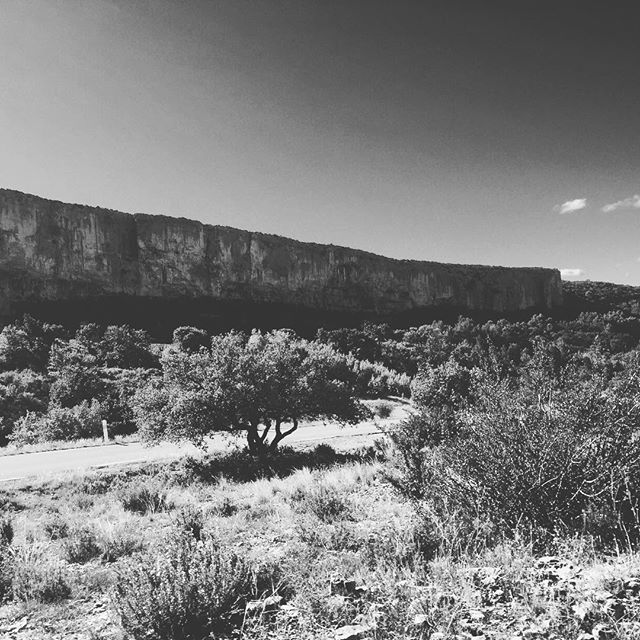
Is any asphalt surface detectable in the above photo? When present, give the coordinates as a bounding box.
[0,420,390,482]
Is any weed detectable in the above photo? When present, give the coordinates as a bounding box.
[0,513,13,546]
[42,512,70,540]
[173,505,205,540]
[63,525,102,563]
[0,544,11,603]
[117,480,172,515]
[98,524,144,563]
[12,542,71,603]
[113,532,251,640]
[291,481,353,523]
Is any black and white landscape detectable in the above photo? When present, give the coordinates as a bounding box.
[2,2,640,639]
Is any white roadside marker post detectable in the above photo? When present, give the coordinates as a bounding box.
[102,419,109,443]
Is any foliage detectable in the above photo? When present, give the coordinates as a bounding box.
[113,532,251,640]
[71,323,158,369]
[0,370,49,446]
[63,523,143,564]
[48,338,108,407]
[0,514,13,547]
[373,400,393,418]
[172,326,210,353]
[63,525,102,563]
[0,514,12,603]
[10,400,103,445]
[0,548,11,603]
[316,322,393,363]
[116,479,172,515]
[291,480,354,523]
[11,542,71,603]
[0,315,66,372]
[133,330,369,455]
[42,512,70,540]
[391,346,640,547]
[348,356,412,398]
[411,358,476,411]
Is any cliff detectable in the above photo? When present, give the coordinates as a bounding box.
[0,189,563,335]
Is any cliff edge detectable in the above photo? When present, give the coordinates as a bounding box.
[0,189,563,335]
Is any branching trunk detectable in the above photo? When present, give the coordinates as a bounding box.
[246,418,298,456]
[269,418,298,452]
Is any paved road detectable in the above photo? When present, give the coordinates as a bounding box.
[0,419,394,483]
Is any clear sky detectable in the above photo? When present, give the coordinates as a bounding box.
[1,1,639,284]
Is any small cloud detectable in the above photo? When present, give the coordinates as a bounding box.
[602,194,640,213]
[555,198,587,214]
[560,268,585,279]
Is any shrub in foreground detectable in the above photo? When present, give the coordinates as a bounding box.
[113,532,251,640]
[116,479,172,515]
[0,521,12,603]
[392,357,640,548]
[64,523,144,564]
[0,513,13,547]
[11,543,71,603]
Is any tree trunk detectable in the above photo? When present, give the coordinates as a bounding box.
[246,421,271,458]
[269,418,298,452]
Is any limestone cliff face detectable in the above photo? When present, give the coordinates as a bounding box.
[0,189,562,332]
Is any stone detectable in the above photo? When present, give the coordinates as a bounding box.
[412,613,429,627]
[334,623,374,640]
[244,594,282,616]
[0,188,563,337]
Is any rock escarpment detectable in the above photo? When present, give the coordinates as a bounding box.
[0,189,562,336]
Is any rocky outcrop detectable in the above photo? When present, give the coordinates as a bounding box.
[0,189,562,335]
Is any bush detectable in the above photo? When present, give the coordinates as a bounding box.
[392,355,640,548]
[98,524,144,563]
[63,525,102,563]
[64,523,143,564]
[173,326,210,353]
[11,400,104,446]
[373,400,393,419]
[0,316,66,372]
[0,546,11,603]
[10,400,104,445]
[291,481,353,523]
[113,532,251,640]
[117,480,172,515]
[11,543,71,603]
[0,370,49,445]
[0,516,12,603]
[0,513,13,547]
[64,525,102,564]
[42,513,70,540]
[348,356,412,399]
[173,505,205,541]
[410,358,475,411]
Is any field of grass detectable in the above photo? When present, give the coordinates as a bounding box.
[2,438,640,640]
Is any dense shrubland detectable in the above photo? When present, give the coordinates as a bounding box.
[0,319,406,449]
[4,304,640,637]
[3,307,640,450]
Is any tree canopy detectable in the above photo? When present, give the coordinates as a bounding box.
[133,329,369,455]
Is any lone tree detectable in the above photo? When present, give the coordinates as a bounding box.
[133,330,369,455]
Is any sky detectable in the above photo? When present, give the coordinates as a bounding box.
[1,1,640,284]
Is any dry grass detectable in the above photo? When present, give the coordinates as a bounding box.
[1,447,640,639]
